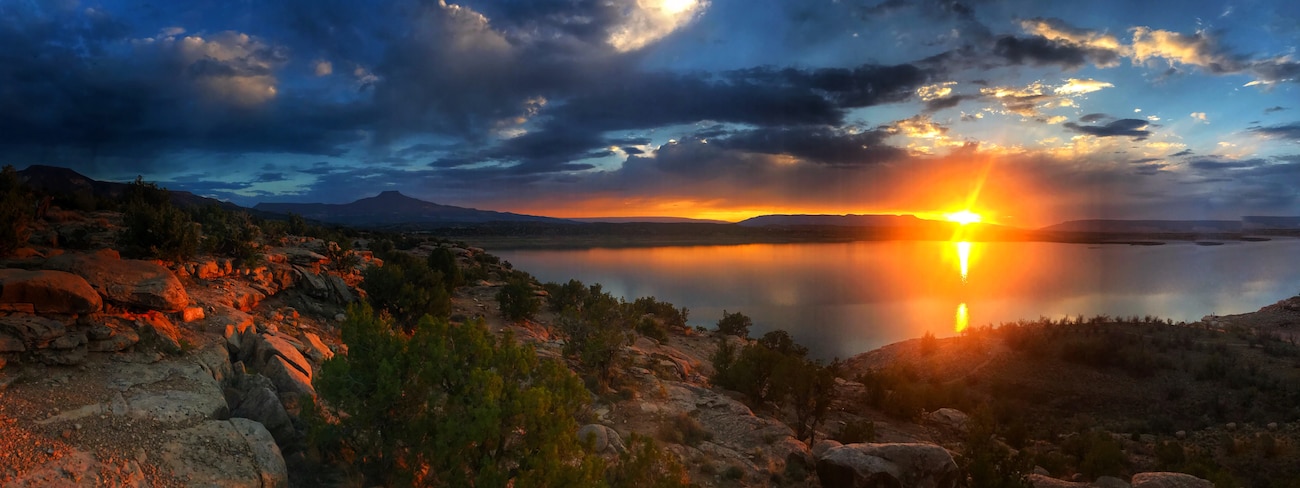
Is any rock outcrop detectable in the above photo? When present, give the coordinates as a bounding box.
[0,268,102,314]
[816,443,960,488]
[1130,472,1213,488]
[46,252,190,312]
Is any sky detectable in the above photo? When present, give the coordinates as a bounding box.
[3,0,1300,226]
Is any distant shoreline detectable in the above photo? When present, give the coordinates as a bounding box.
[420,222,1300,250]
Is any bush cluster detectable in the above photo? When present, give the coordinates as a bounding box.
[309,304,600,486]
[118,177,200,261]
[0,165,33,256]
[710,329,837,443]
[360,250,452,327]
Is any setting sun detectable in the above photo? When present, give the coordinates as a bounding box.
[945,210,982,225]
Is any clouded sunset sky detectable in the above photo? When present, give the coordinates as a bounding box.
[4,0,1300,225]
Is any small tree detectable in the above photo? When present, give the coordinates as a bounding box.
[497,275,540,322]
[0,165,33,256]
[716,310,752,338]
[557,285,634,388]
[309,304,604,486]
[427,247,463,292]
[118,177,199,261]
[361,253,451,327]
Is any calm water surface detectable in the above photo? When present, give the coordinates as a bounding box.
[495,240,1300,360]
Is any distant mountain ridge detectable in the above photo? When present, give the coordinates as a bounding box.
[18,165,248,212]
[254,191,574,227]
[738,214,925,227]
[1041,219,1243,234]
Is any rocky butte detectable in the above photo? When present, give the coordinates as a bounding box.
[3,168,1296,486]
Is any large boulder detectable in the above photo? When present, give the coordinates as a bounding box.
[158,418,288,488]
[135,313,182,354]
[263,355,315,398]
[46,252,189,312]
[816,443,959,488]
[1026,474,1089,487]
[578,424,627,455]
[0,314,68,349]
[926,408,969,432]
[0,268,102,314]
[1130,472,1213,488]
[231,386,295,444]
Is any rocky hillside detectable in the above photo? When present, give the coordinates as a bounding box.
[3,187,1291,487]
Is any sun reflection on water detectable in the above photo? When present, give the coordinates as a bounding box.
[955,302,969,333]
[956,241,971,283]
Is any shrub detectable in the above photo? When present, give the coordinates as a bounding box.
[716,310,752,337]
[0,165,33,256]
[308,304,603,486]
[192,205,262,264]
[497,275,540,322]
[658,413,712,447]
[637,316,670,343]
[544,279,591,313]
[920,330,939,355]
[427,247,464,290]
[836,419,877,444]
[360,252,451,327]
[118,177,199,261]
[557,285,634,388]
[629,296,688,330]
[607,434,691,488]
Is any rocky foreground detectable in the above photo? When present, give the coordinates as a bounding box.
[4,217,1294,486]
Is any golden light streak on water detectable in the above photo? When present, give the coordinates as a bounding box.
[956,241,971,282]
[955,302,969,333]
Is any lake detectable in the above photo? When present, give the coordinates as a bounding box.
[495,239,1300,360]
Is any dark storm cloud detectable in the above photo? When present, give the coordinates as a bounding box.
[1063,119,1151,140]
[439,62,933,174]
[1250,123,1300,141]
[1187,159,1263,171]
[923,95,974,112]
[1133,163,1166,176]
[708,126,905,167]
[992,35,1120,69]
[0,4,369,170]
[1264,106,1287,114]
[1170,149,1194,157]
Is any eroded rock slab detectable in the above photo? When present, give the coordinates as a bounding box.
[0,268,102,314]
[47,252,189,312]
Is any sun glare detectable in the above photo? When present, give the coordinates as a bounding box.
[955,241,971,282]
[955,302,969,333]
[945,210,982,225]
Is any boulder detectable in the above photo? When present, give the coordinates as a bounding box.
[46,252,189,311]
[578,424,627,455]
[1130,472,1213,488]
[0,331,24,352]
[159,419,287,488]
[813,439,844,459]
[135,313,182,354]
[0,268,102,314]
[87,327,139,352]
[1026,474,1089,487]
[0,314,68,349]
[1095,476,1131,488]
[302,332,334,362]
[248,334,313,380]
[231,386,295,444]
[263,355,315,398]
[816,443,959,488]
[927,408,969,431]
[181,306,206,323]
